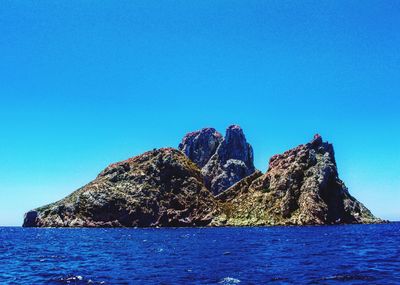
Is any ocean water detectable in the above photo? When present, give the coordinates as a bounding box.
[0,224,399,284]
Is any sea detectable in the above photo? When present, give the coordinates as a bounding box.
[0,223,399,284]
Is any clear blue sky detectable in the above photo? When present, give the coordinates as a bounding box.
[1,1,399,226]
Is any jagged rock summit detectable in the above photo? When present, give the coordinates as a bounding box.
[178,128,223,168]
[23,130,382,228]
[23,148,218,227]
[179,125,256,195]
[215,134,381,226]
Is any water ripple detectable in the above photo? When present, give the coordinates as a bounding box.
[0,224,399,284]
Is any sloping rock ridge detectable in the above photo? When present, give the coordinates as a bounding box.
[214,135,381,226]
[23,148,218,227]
[179,125,256,195]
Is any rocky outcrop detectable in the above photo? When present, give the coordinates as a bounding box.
[23,211,39,227]
[178,128,223,168]
[179,125,256,195]
[23,148,218,227]
[214,135,381,226]
[23,130,382,228]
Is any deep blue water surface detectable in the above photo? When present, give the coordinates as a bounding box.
[0,224,399,284]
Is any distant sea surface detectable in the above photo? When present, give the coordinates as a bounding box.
[0,223,399,284]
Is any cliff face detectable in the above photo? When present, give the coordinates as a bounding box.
[23,149,217,227]
[179,125,256,195]
[214,135,380,226]
[178,128,223,168]
[23,130,381,228]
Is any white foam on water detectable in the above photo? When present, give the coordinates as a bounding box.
[219,277,241,284]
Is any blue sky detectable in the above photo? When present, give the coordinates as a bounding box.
[0,1,399,225]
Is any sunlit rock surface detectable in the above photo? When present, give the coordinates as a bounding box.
[214,135,382,226]
[23,149,217,227]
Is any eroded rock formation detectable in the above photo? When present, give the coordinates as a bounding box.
[179,125,256,195]
[214,134,380,226]
[23,130,382,228]
[23,148,217,227]
[178,128,223,168]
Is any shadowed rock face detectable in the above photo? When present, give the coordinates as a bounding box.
[214,135,381,226]
[179,125,256,195]
[218,125,254,165]
[203,125,255,195]
[178,128,223,168]
[23,149,218,228]
[23,211,39,227]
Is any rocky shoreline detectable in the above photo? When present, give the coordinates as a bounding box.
[23,126,383,227]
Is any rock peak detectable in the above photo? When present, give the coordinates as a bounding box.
[311,133,323,146]
[227,124,243,131]
[179,128,223,168]
[313,133,322,140]
[24,147,217,228]
[180,125,256,195]
[217,135,380,226]
[225,125,244,142]
[220,125,252,166]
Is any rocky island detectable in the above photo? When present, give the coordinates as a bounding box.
[23,126,382,227]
